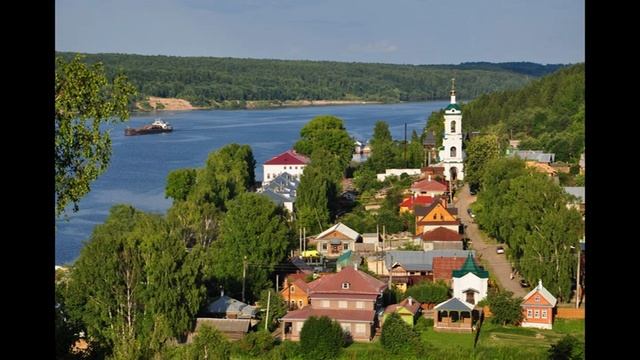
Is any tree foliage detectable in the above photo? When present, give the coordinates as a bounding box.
[180,324,231,360]
[191,144,256,209]
[258,289,288,332]
[464,134,502,191]
[296,148,343,233]
[548,334,584,360]
[62,205,206,357]
[55,55,136,217]
[405,280,451,304]
[165,168,197,201]
[294,115,354,169]
[214,193,293,301]
[380,312,422,355]
[486,290,524,326]
[57,52,555,106]
[299,316,344,360]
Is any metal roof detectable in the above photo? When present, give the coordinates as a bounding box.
[563,187,585,203]
[522,280,557,307]
[434,297,474,312]
[385,250,474,272]
[315,222,361,241]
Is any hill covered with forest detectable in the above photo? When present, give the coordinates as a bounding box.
[426,63,584,163]
[55,52,566,109]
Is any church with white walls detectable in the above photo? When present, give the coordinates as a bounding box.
[438,80,465,181]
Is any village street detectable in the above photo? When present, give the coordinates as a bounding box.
[454,184,526,297]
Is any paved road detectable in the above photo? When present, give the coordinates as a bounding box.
[454,184,526,297]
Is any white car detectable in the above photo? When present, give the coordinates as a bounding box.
[496,246,505,254]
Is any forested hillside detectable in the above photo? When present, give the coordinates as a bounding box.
[55,52,564,107]
[426,63,584,163]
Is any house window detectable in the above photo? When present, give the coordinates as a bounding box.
[343,243,349,250]
[295,321,303,332]
[339,301,347,308]
[542,310,548,319]
[534,309,540,319]
[527,309,533,318]
[267,174,270,179]
[450,146,457,157]
[290,300,296,308]
[342,282,351,289]
[451,121,456,133]
[356,301,365,309]
[433,214,437,219]
[355,323,366,334]
[322,243,327,250]
[322,300,330,308]
[295,166,298,169]
[290,286,295,293]
[466,291,475,305]
[299,300,303,308]
[535,295,540,303]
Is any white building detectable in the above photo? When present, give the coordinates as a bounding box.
[438,79,465,181]
[451,253,488,306]
[263,149,310,185]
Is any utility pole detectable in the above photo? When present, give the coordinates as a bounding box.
[276,274,279,293]
[303,227,306,253]
[242,255,247,303]
[264,290,271,331]
[576,245,581,309]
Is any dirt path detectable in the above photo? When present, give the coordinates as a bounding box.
[455,184,526,297]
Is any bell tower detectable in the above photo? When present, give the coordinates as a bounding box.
[438,78,465,181]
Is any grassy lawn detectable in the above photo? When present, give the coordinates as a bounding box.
[333,319,585,360]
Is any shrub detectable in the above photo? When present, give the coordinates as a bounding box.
[299,316,344,360]
[548,335,584,360]
[405,280,450,305]
[235,330,276,357]
[414,316,433,333]
[380,312,422,355]
[486,290,524,326]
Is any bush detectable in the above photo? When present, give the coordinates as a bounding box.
[299,316,344,360]
[548,335,584,360]
[380,312,422,355]
[414,316,433,333]
[266,340,300,360]
[486,290,524,326]
[405,280,450,305]
[234,330,276,357]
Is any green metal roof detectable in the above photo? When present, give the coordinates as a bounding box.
[452,253,489,278]
[445,103,461,111]
[336,249,353,266]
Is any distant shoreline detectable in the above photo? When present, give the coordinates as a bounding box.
[134,97,386,112]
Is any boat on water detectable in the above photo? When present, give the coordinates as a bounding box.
[125,119,173,136]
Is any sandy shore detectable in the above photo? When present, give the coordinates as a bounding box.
[136,97,382,111]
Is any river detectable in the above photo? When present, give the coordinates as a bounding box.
[55,101,449,265]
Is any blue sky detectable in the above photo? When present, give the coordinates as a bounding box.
[56,0,584,65]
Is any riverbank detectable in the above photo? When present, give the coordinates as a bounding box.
[135,97,384,112]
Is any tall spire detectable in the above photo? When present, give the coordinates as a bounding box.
[450,78,456,104]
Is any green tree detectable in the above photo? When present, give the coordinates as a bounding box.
[165,168,197,201]
[55,55,136,216]
[63,205,206,357]
[191,144,256,209]
[166,200,221,248]
[380,312,422,355]
[294,115,354,169]
[464,134,502,192]
[184,324,231,360]
[370,120,393,149]
[548,334,584,360]
[234,330,276,358]
[404,280,450,305]
[214,193,292,300]
[296,149,342,233]
[258,289,287,332]
[486,290,524,326]
[299,316,344,360]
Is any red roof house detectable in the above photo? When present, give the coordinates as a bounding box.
[280,266,387,342]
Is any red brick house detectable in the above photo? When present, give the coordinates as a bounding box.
[280,266,387,342]
[521,280,557,329]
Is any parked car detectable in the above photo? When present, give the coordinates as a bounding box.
[496,246,505,254]
[520,279,531,288]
